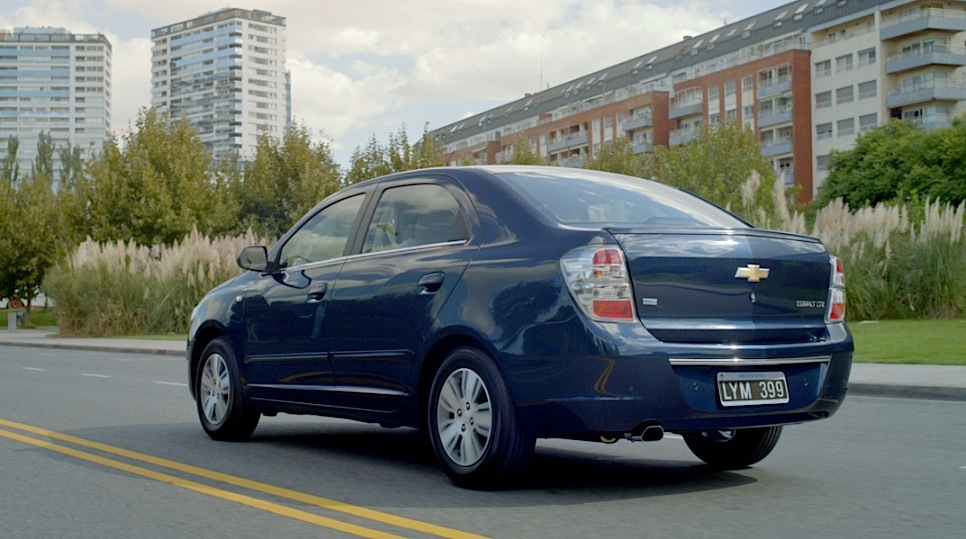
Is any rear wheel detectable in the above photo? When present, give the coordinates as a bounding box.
[196,337,259,441]
[428,347,534,489]
[683,426,782,468]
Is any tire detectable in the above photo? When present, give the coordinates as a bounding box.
[195,337,259,442]
[684,426,783,469]
[428,347,534,489]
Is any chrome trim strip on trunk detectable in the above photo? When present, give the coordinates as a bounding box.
[669,355,832,367]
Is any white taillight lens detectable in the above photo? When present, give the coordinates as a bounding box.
[561,247,636,322]
[826,256,846,323]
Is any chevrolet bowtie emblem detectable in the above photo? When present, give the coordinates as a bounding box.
[735,264,770,282]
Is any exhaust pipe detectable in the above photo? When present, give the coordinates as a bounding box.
[624,421,664,442]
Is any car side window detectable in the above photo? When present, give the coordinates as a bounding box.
[278,194,365,269]
[362,184,468,254]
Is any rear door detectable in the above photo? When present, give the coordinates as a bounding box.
[322,178,478,412]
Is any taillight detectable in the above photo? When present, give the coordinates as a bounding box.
[826,256,846,323]
[561,247,636,322]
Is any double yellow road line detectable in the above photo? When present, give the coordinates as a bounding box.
[0,418,487,539]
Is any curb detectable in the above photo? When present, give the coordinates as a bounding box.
[849,383,966,402]
[0,339,185,357]
[3,339,964,402]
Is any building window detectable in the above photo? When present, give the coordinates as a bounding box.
[726,108,737,121]
[708,85,719,102]
[709,112,720,125]
[836,86,854,105]
[837,118,855,137]
[816,91,832,109]
[725,80,736,98]
[743,75,754,90]
[836,54,853,73]
[858,80,877,100]
[817,154,830,171]
[817,123,833,140]
[858,48,876,67]
[859,113,878,133]
[815,60,832,78]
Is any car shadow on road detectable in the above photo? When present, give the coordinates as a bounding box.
[67,420,757,506]
[248,420,758,503]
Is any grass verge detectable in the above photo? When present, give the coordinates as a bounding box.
[850,319,966,366]
[0,307,58,328]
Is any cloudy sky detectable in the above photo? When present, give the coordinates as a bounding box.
[2,0,786,167]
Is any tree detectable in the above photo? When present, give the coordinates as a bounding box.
[815,117,966,209]
[0,133,63,325]
[584,136,647,177]
[233,121,342,237]
[84,108,232,244]
[344,124,445,185]
[650,120,777,225]
[498,135,547,165]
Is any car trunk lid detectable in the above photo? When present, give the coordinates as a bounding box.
[608,228,832,344]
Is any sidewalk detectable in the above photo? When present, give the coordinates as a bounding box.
[2,327,965,402]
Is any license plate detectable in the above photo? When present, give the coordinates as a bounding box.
[717,371,789,407]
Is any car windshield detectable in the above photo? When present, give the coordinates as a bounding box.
[495,169,748,228]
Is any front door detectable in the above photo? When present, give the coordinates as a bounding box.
[243,193,366,407]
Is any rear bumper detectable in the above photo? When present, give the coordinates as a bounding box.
[505,322,853,438]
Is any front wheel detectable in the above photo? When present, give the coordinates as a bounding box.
[683,426,783,469]
[428,347,534,489]
[196,337,259,442]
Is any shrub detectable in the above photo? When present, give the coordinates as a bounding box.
[808,199,964,320]
[44,229,272,336]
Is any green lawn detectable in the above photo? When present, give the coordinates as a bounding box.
[115,334,188,341]
[849,318,966,366]
[0,307,58,328]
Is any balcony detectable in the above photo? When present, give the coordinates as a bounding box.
[886,79,966,108]
[886,45,966,74]
[632,142,654,154]
[880,8,966,40]
[669,127,698,146]
[622,115,653,131]
[669,100,703,119]
[758,105,793,129]
[760,138,793,157]
[757,75,792,99]
[547,132,589,153]
[907,112,954,131]
[555,156,586,169]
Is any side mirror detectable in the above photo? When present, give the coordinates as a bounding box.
[236,245,269,272]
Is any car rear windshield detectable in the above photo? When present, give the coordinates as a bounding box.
[495,169,748,228]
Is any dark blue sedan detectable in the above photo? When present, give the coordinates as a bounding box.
[187,166,852,489]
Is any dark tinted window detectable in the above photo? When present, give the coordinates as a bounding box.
[496,169,747,228]
[363,184,467,254]
[278,194,365,269]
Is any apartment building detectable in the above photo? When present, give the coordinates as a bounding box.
[430,0,966,202]
[151,8,290,160]
[0,27,112,187]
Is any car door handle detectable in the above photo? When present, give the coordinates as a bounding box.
[307,283,328,303]
[418,272,445,295]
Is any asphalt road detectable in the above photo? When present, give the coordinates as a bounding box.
[1,345,963,538]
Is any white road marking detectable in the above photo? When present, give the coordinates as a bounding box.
[153,381,188,387]
[21,367,46,372]
[79,373,112,379]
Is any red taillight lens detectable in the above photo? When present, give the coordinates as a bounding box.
[561,247,636,322]
[827,256,846,323]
